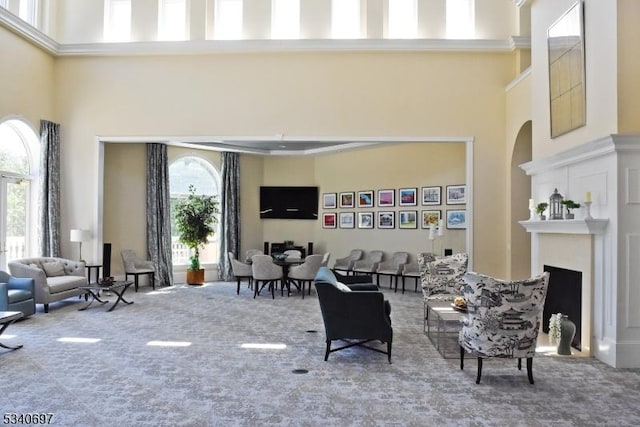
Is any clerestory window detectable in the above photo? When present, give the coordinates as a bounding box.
[331,0,361,39]
[158,0,187,41]
[104,0,131,42]
[387,0,417,39]
[446,0,475,39]
[214,0,243,40]
[271,0,300,39]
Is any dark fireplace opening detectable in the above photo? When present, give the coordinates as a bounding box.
[542,265,582,350]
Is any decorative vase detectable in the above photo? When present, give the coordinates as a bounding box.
[557,315,576,355]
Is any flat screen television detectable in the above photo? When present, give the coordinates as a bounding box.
[260,186,319,220]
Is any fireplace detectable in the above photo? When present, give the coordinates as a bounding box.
[542,265,582,350]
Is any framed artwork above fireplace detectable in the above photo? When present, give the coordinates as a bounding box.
[548,0,586,138]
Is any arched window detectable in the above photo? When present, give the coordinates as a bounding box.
[0,118,39,269]
[169,156,221,266]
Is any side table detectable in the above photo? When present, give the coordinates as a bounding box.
[85,264,102,284]
[425,300,467,359]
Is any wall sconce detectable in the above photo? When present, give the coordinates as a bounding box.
[70,229,90,262]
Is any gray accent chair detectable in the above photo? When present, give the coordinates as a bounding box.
[121,250,155,292]
[287,254,323,298]
[0,271,36,317]
[228,252,253,295]
[459,271,550,384]
[251,255,283,299]
[352,250,384,277]
[332,249,363,275]
[8,257,87,313]
[376,251,409,290]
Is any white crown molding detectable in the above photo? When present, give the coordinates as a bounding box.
[505,66,531,92]
[513,0,531,8]
[57,38,514,57]
[520,134,640,176]
[509,35,531,50]
[0,7,58,54]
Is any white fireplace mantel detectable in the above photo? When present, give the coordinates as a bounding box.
[519,219,609,235]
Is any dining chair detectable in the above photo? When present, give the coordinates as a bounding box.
[283,249,302,259]
[320,252,331,267]
[288,254,323,298]
[245,249,264,263]
[228,252,253,295]
[332,249,363,275]
[251,255,283,299]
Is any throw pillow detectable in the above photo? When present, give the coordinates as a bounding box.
[42,261,66,277]
[335,281,352,292]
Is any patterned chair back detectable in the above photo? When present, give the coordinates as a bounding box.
[459,271,550,358]
[419,252,467,301]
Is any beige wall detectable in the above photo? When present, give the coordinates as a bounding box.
[0,27,55,127]
[2,22,514,278]
[617,0,640,133]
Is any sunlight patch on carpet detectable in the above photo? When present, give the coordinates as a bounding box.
[57,337,102,343]
[147,341,192,347]
[240,343,287,350]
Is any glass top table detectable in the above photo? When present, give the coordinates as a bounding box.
[425,300,467,359]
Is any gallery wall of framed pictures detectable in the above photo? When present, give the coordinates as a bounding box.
[321,184,466,230]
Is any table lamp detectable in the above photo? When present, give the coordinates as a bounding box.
[70,229,90,262]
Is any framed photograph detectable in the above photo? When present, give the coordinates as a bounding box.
[357,212,374,229]
[377,189,395,207]
[322,213,336,229]
[421,210,441,229]
[339,192,355,208]
[548,1,586,138]
[339,212,355,228]
[399,188,417,206]
[322,193,337,209]
[357,190,374,208]
[377,211,395,229]
[399,210,418,229]
[421,186,441,205]
[446,185,466,205]
[446,209,467,229]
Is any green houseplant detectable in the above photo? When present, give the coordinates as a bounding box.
[561,199,581,219]
[535,202,548,220]
[173,185,220,285]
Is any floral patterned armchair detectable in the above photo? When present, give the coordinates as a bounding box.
[458,271,550,384]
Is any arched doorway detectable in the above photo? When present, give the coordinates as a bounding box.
[0,118,40,269]
[509,121,532,279]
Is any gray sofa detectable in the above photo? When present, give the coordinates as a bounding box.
[8,257,88,313]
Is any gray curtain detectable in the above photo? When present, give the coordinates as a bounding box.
[146,144,174,287]
[39,120,61,257]
[219,152,240,281]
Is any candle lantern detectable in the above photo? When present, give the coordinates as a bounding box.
[549,188,564,220]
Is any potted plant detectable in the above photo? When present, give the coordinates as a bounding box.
[561,199,581,219]
[173,185,220,285]
[535,202,548,220]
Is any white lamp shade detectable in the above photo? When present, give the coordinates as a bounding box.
[428,224,436,240]
[438,219,445,236]
[70,229,90,242]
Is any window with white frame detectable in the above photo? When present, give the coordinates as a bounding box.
[104,0,131,42]
[271,0,299,39]
[158,0,187,41]
[0,1,8,10]
[446,0,475,39]
[331,0,360,39]
[214,0,243,40]
[387,0,417,39]
[169,157,221,266]
[19,0,37,26]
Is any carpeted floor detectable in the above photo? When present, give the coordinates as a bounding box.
[1,280,639,427]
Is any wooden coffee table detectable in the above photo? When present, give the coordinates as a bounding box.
[0,311,24,350]
[78,281,134,312]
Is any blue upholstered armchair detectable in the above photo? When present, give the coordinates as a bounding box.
[0,270,36,317]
